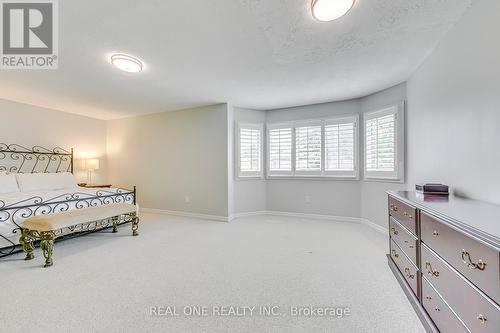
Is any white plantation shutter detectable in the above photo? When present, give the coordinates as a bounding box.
[364,104,404,180]
[295,123,322,174]
[268,125,292,174]
[324,116,358,177]
[266,117,359,178]
[240,128,261,170]
[365,114,395,171]
[237,123,263,177]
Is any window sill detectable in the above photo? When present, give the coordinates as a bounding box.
[236,175,404,183]
[266,176,360,181]
[363,177,405,184]
[235,176,265,181]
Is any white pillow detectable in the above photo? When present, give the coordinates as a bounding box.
[16,172,78,192]
[0,173,20,194]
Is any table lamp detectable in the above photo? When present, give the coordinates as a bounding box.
[83,158,99,184]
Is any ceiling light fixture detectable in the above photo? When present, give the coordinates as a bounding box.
[110,53,144,73]
[311,0,355,22]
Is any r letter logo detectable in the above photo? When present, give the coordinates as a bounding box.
[1,0,58,69]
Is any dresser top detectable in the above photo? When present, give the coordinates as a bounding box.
[387,191,500,250]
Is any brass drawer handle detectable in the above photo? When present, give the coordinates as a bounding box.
[391,249,399,258]
[434,307,440,312]
[425,296,432,300]
[390,204,398,212]
[404,267,415,279]
[425,262,440,277]
[432,230,439,236]
[403,212,413,219]
[461,249,486,270]
[390,227,398,235]
[477,314,487,324]
[403,240,415,249]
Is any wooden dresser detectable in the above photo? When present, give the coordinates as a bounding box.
[387,191,500,333]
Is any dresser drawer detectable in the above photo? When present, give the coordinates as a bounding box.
[390,239,418,296]
[389,217,417,266]
[421,212,500,304]
[422,244,500,333]
[422,277,470,333]
[389,196,417,236]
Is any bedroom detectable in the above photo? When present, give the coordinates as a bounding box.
[0,0,499,332]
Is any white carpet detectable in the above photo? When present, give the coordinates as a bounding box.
[0,213,425,333]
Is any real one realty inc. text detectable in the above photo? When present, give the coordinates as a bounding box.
[150,305,351,318]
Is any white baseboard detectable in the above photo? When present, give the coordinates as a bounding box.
[265,211,361,223]
[230,210,359,224]
[360,218,388,235]
[141,208,229,222]
[142,208,388,234]
[228,211,267,221]
[231,210,388,235]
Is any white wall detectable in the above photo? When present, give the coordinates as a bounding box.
[163,0,499,223]
[106,104,230,218]
[227,105,235,217]
[3,0,496,227]
[406,0,500,205]
[0,99,107,183]
[232,107,267,215]
[265,100,362,218]
[361,0,500,228]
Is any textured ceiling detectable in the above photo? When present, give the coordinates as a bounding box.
[0,0,473,119]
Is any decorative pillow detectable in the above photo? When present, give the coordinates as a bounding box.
[16,172,78,192]
[0,173,20,194]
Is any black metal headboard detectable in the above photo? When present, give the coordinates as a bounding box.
[0,143,73,174]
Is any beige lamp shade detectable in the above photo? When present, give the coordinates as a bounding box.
[84,158,100,171]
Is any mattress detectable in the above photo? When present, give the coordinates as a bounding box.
[0,187,135,241]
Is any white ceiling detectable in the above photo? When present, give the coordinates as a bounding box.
[0,0,472,120]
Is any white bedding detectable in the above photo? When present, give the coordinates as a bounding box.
[15,172,77,192]
[0,187,136,241]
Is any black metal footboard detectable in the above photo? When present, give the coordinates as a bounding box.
[0,187,137,258]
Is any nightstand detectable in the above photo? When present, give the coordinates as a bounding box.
[78,183,112,188]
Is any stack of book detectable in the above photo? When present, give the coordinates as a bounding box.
[415,183,449,195]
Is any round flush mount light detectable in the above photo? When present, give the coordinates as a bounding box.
[110,53,144,73]
[311,0,355,22]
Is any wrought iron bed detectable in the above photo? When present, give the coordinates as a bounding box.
[0,143,136,258]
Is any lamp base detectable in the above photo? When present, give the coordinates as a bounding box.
[87,170,94,184]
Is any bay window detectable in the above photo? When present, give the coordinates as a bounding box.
[267,115,359,178]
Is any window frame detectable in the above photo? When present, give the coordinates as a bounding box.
[266,122,294,177]
[294,119,323,177]
[363,103,405,182]
[323,115,359,178]
[236,122,264,179]
[266,115,360,180]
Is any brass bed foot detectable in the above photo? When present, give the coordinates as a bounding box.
[19,228,35,260]
[112,216,118,233]
[131,213,139,236]
[40,231,55,268]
